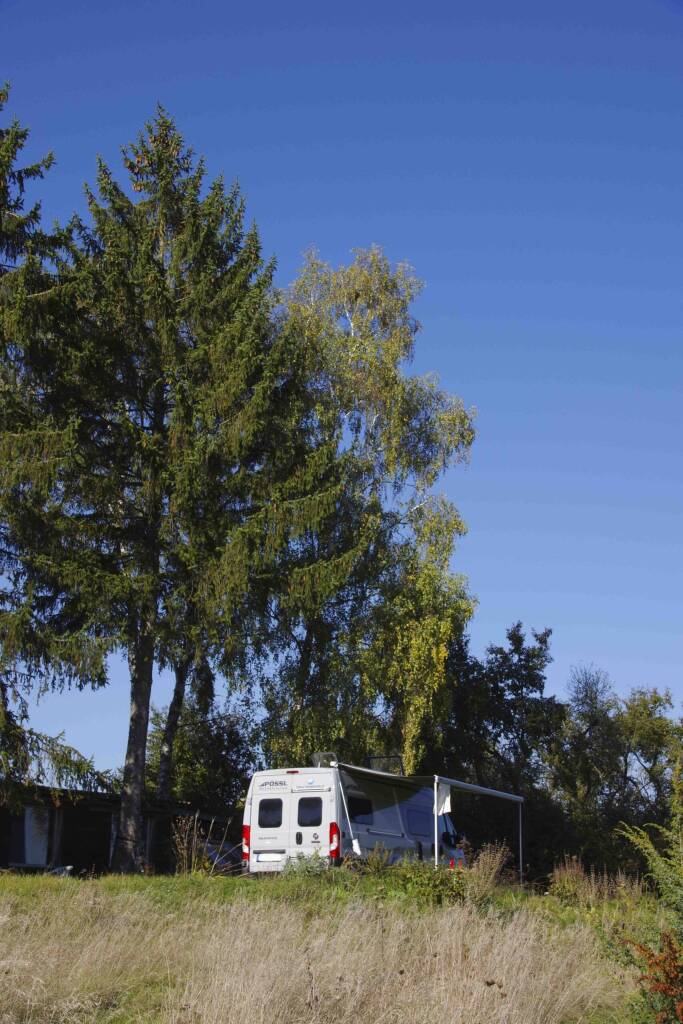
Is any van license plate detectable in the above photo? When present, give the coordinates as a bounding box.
[256,853,283,862]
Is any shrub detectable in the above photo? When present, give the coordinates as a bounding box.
[362,843,393,875]
[619,761,683,923]
[620,759,683,1021]
[627,931,683,1024]
[282,850,329,877]
[378,843,508,908]
[388,860,468,905]
[171,814,235,876]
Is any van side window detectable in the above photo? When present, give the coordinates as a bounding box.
[348,795,373,825]
[258,799,283,828]
[406,808,432,838]
[298,797,322,827]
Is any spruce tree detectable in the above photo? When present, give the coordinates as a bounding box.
[0,109,350,870]
[0,82,53,273]
[0,85,112,807]
[0,83,54,784]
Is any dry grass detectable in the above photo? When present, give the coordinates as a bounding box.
[462,841,509,905]
[550,856,644,907]
[0,879,631,1024]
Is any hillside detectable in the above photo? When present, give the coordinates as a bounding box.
[0,861,667,1024]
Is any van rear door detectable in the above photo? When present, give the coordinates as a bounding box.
[251,778,290,872]
[290,771,333,861]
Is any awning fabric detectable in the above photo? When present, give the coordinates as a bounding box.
[336,762,524,804]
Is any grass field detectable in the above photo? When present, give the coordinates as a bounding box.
[0,860,668,1024]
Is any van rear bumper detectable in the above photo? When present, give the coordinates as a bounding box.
[249,851,286,872]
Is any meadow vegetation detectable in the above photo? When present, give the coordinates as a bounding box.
[1,850,672,1024]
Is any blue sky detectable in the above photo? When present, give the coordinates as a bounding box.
[4,0,682,769]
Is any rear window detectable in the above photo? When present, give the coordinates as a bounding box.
[297,797,322,827]
[348,795,373,825]
[258,799,283,828]
[406,808,432,838]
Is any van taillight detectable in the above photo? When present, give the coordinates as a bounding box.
[329,821,341,861]
[242,824,251,862]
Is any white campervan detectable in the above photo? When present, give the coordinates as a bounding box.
[241,760,461,873]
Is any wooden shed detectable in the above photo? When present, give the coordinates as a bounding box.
[0,786,230,873]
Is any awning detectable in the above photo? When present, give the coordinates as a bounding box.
[336,762,523,804]
[335,762,524,881]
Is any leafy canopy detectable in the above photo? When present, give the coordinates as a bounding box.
[262,248,475,770]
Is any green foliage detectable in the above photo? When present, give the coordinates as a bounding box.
[551,670,679,870]
[425,623,558,786]
[619,762,683,925]
[335,842,507,909]
[418,632,680,877]
[357,501,473,772]
[1,683,113,810]
[146,695,256,812]
[286,247,474,490]
[271,851,497,909]
[418,623,562,871]
[617,761,683,1023]
[0,82,54,271]
[282,850,331,877]
[262,249,475,769]
[359,843,393,874]
[0,105,356,869]
[384,860,468,905]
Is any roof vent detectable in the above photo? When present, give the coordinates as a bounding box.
[366,754,405,776]
[311,751,338,767]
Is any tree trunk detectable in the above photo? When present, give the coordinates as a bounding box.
[112,374,165,873]
[112,627,155,872]
[155,658,190,804]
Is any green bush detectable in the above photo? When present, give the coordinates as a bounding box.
[619,759,683,1022]
[386,860,468,905]
[282,851,330,877]
[619,765,683,926]
[626,931,683,1024]
[336,842,508,909]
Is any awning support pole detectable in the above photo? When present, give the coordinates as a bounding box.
[518,801,523,885]
[433,776,439,869]
[336,768,356,854]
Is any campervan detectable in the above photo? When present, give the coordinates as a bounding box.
[241,760,461,873]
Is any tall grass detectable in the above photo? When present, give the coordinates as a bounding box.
[0,877,631,1024]
[549,856,644,908]
[464,841,510,906]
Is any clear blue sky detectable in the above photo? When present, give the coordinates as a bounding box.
[5,0,682,769]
